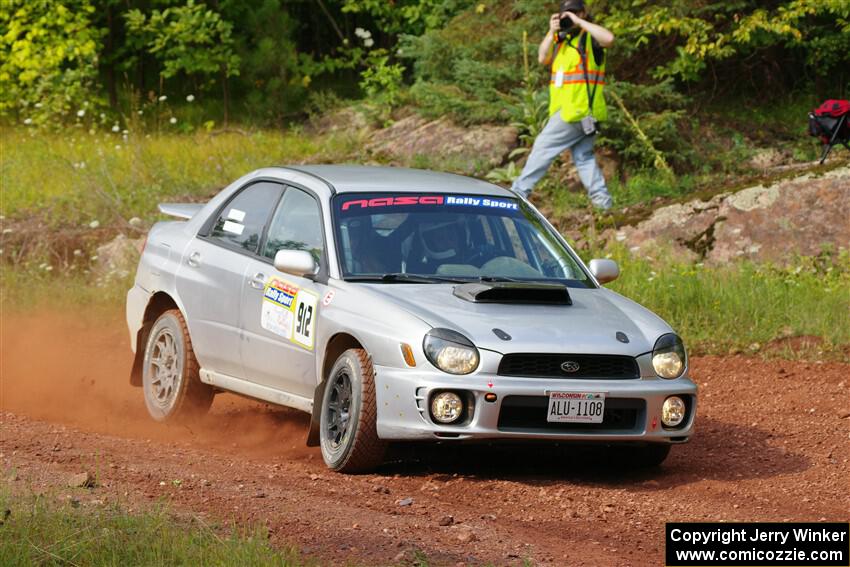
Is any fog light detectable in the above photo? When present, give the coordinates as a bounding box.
[661,396,686,427]
[430,392,463,424]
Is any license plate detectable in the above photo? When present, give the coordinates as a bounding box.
[547,392,606,423]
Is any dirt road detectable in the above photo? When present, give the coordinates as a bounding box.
[1,310,848,566]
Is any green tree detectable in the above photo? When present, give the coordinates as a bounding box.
[0,0,104,124]
[125,0,241,122]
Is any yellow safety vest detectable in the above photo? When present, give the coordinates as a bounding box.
[549,32,607,122]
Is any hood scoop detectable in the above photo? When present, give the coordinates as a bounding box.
[453,282,572,305]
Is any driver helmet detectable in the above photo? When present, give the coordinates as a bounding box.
[418,217,462,262]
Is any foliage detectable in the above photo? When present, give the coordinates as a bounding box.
[124,0,240,82]
[0,0,104,125]
[598,80,691,171]
[359,51,406,112]
[600,0,850,86]
[341,0,475,36]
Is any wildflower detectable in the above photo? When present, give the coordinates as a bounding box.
[112,124,120,132]
[38,263,48,270]
[35,102,43,108]
[73,249,83,256]
[354,27,366,38]
[88,128,96,135]
[89,220,100,229]
[158,95,167,102]
[115,144,122,150]
[186,94,195,102]
[23,118,32,125]
[122,129,128,135]
[138,110,144,115]
[364,38,374,47]
[77,109,85,117]
[169,117,177,124]
[45,265,53,272]
[100,113,106,119]
[2,228,12,234]
[90,255,99,261]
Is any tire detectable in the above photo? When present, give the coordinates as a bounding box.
[142,309,214,422]
[319,348,387,473]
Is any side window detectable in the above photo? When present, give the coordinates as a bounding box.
[263,187,325,264]
[209,182,283,253]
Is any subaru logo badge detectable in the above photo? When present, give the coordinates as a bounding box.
[560,361,580,373]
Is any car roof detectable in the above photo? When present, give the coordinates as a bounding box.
[285,165,514,197]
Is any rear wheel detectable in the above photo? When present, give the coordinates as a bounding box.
[319,348,386,473]
[142,309,214,422]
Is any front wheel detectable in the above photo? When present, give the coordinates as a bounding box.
[319,348,386,473]
[142,309,214,422]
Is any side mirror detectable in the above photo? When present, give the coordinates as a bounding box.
[589,258,619,284]
[274,249,318,278]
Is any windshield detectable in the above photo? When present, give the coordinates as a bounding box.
[332,193,593,288]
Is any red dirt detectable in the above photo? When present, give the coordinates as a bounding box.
[1,309,849,566]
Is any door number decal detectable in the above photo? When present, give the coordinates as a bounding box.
[261,277,318,351]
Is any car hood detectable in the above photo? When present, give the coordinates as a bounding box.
[358,283,672,356]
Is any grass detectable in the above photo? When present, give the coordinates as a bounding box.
[0,491,306,567]
[0,126,359,227]
[604,246,850,359]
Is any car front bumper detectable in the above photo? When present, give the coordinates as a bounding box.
[373,352,697,444]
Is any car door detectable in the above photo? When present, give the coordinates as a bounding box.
[239,185,328,398]
[176,181,284,378]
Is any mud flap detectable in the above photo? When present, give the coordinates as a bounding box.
[306,379,327,447]
[129,328,146,387]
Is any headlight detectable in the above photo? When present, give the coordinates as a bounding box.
[423,328,479,375]
[652,333,687,379]
[662,396,686,427]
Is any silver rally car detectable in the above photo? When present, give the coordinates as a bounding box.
[126,165,697,472]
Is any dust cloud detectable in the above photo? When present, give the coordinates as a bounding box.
[0,308,315,460]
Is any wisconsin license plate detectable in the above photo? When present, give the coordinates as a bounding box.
[547,392,606,423]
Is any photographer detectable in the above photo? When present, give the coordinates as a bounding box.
[511,0,615,210]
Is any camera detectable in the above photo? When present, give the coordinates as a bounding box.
[557,13,577,42]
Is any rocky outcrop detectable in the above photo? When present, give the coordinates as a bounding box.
[610,165,850,264]
[95,234,144,278]
[366,115,517,175]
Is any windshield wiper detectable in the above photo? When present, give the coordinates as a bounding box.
[346,273,466,284]
[476,275,523,283]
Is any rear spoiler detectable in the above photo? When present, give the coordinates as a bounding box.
[158,203,203,220]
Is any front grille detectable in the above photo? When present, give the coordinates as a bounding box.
[498,354,639,379]
[497,396,644,433]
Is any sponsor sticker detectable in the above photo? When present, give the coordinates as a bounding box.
[340,195,519,211]
[260,277,318,350]
[322,290,335,306]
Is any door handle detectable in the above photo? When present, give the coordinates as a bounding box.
[187,251,201,267]
[249,272,266,289]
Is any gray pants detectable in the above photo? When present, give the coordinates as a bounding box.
[511,111,612,210]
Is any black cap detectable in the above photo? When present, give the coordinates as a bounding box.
[560,0,585,13]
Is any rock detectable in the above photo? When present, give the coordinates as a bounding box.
[128,217,144,228]
[372,485,390,494]
[396,497,414,507]
[456,527,477,543]
[309,473,320,481]
[68,472,95,489]
[439,515,455,526]
[838,410,850,419]
[367,115,517,175]
[310,107,371,135]
[94,234,143,278]
[748,148,788,170]
[608,165,850,265]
